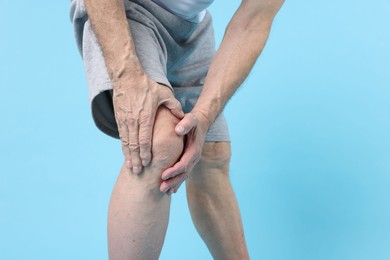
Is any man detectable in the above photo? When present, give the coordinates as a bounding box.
[70,0,284,259]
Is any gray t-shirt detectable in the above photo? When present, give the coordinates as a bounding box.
[151,0,215,22]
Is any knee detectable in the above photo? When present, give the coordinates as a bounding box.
[151,133,183,170]
[197,142,232,172]
[187,142,232,191]
[150,107,184,170]
[119,107,184,196]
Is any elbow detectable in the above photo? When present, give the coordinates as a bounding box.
[265,0,286,18]
[226,0,285,38]
[241,0,285,25]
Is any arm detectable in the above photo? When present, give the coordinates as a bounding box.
[160,0,285,193]
[84,0,142,84]
[84,0,183,174]
[192,0,285,127]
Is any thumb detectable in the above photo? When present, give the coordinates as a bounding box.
[175,113,196,136]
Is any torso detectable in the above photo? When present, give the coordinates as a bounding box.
[151,0,215,22]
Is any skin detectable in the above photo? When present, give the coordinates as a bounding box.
[84,0,185,174]
[186,141,249,259]
[107,106,183,259]
[83,0,284,258]
[162,0,285,192]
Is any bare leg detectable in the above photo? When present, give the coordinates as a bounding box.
[107,107,183,260]
[186,142,249,260]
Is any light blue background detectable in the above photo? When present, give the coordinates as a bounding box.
[1,0,389,259]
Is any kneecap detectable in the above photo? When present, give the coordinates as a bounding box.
[150,107,184,169]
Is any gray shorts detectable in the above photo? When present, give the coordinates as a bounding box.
[70,0,230,141]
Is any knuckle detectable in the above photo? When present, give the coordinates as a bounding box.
[138,114,151,126]
[139,137,151,148]
[128,142,140,152]
[121,138,129,146]
[117,118,127,129]
[127,117,137,127]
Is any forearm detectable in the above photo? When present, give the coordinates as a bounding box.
[84,0,144,87]
[193,3,280,127]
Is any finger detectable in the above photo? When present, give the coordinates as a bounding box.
[161,160,187,181]
[161,143,197,180]
[138,115,154,167]
[123,148,132,169]
[172,184,181,193]
[127,117,142,174]
[118,122,132,169]
[167,188,175,195]
[169,183,181,194]
[170,183,183,194]
[175,113,196,136]
[160,173,189,193]
[160,97,184,119]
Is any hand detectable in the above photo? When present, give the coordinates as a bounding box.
[113,75,184,174]
[160,111,210,194]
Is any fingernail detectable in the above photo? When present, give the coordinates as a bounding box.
[126,161,132,169]
[162,186,170,193]
[142,160,148,167]
[133,166,140,174]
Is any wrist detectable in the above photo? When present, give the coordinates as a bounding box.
[192,96,222,129]
[112,68,147,90]
[191,109,213,132]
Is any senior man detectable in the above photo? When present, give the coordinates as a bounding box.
[70,0,284,259]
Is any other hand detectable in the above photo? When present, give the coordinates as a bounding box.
[160,111,210,194]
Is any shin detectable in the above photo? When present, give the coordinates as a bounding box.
[186,142,249,260]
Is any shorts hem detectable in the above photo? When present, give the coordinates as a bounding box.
[91,94,120,139]
[204,135,231,142]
